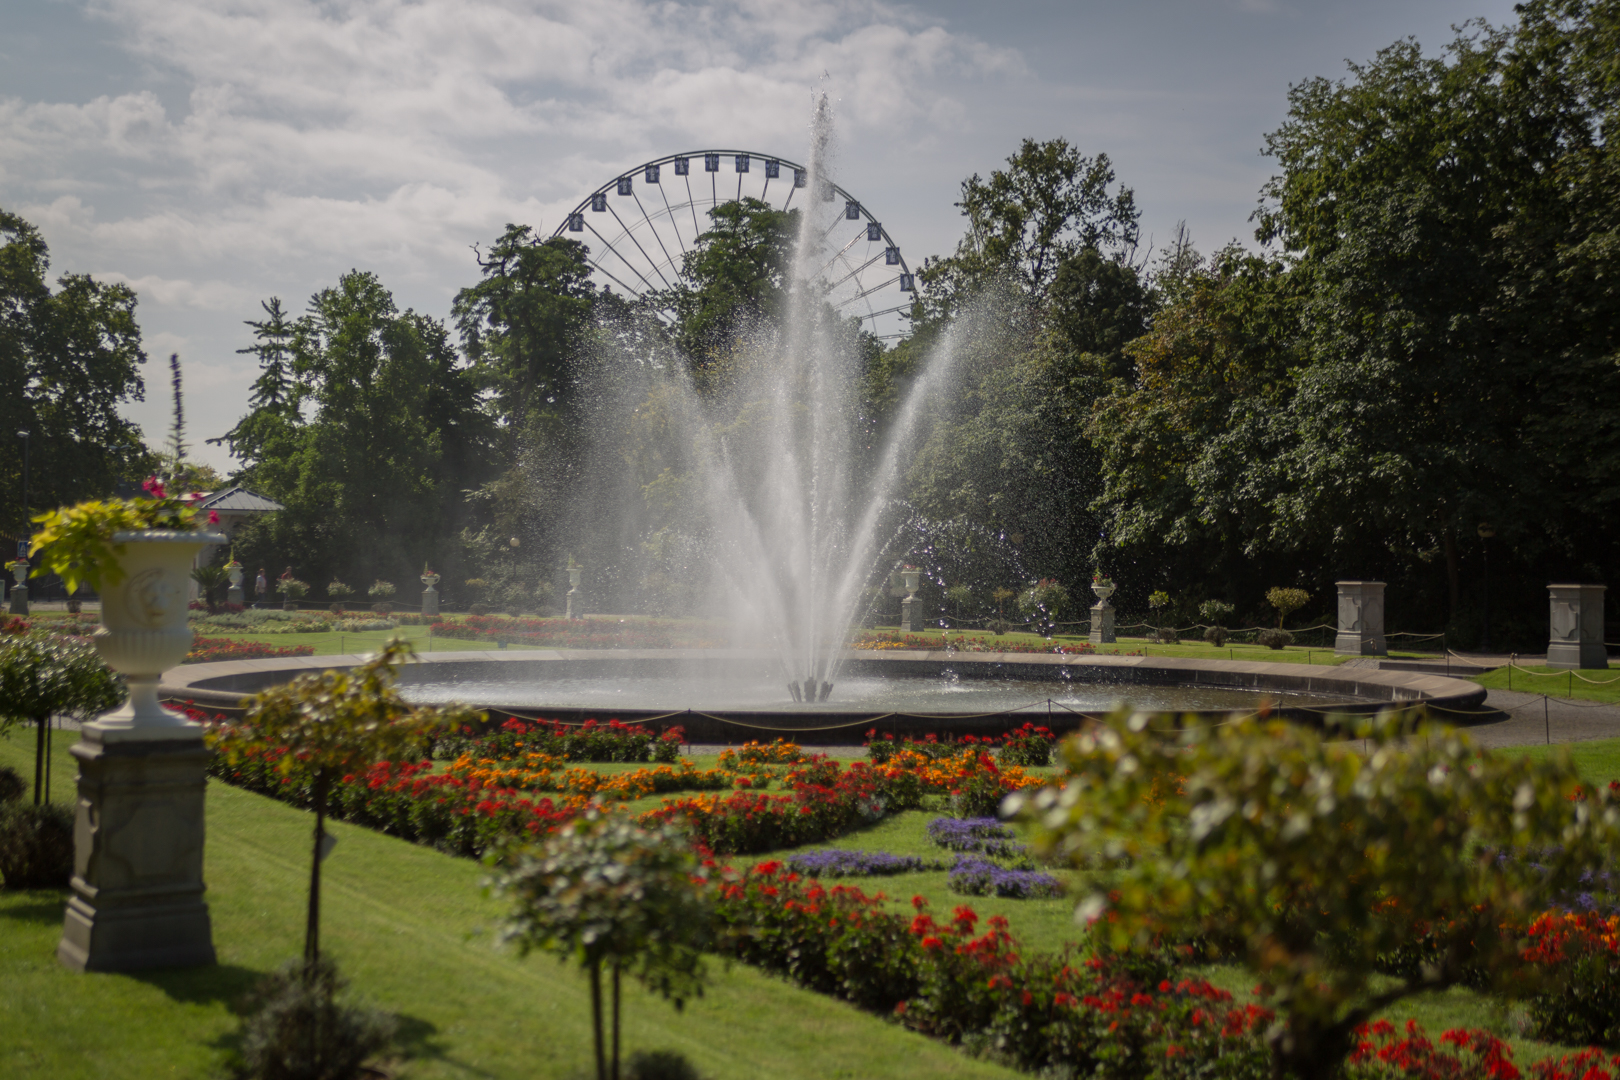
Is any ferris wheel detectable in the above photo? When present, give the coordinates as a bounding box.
[551,150,915,339]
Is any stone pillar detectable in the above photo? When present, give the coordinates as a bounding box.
[58,726,215,972]
[1088,602,1115,644]
[901,596,921,633]
[1334,581,1387,656]
[8,558,28,616]
[1547,584,1608,670]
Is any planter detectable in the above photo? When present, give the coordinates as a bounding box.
[90,529,225,741]
[1091,584,1115,604]
[900,569,921,597]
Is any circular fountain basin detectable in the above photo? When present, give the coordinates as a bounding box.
[162,648,1490,743]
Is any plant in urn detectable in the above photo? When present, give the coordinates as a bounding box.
[421,563,441,618]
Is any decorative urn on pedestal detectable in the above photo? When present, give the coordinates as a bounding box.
[421,566,441,618]
[1089,577,1116,645]
[7,557,28,615]
[565,560,584,620]
[27,481,225,972]
[224,558,244,605]
[899,566,923,633]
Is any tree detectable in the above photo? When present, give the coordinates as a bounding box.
[915,138,1140,322]
[212,641,477,971]
[1012,709,1620,1079]
[660,197,800,363]
[0,635,123,804]
[492,809,710,1080]
[221,273,493,593]
[1265,586,1310,628]
[0,209,155,533]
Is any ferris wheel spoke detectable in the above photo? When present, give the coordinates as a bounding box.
[827,250,886,292]
[584,219,662,295]
[604,202,673,292]
[684,173,701,239]
[656,183,688,259]
[631,191,681,287]
[813,230,867,281]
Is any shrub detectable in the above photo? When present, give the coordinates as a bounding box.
[0,801,75,888]
[1520,911,1620,1047]
[1203,625,1229,647]
[1199,599,1235,626]
[366,580,396,600]
[0,764,27,804]
[1155,627,1180,644]
[1256,628,1294,650]
[236,958,396,1080]
[997,723,1055,767]
[626,1050,702,1080]
[275,577,309,600]
[947,770,1008,818]
[1016,579,1071,635]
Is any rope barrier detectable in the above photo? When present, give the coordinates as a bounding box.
[1503,655,1620,686]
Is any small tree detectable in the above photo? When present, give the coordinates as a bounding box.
[366,580,396,600]
[1016,579,1071,636]
[1147,589,1170,639]
[212,640,477,973]
[945,584,975,622]
[191,563,229,614]
[1198,599,1234,627]
[1012,709,1620,1079]
[1266,586,1310,628]
[491,810,710,1080]
[0,635,123,803]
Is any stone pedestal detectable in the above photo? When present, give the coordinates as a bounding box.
[565,567,583,620]
[1334,581,1387,656]
[1547,584,1608,670]
[901,596,922,634]
[8,583,27,616]
[422,586,439,618]
[1088,602,1115,644]
[226,565,244,606]
[58,724,215,972]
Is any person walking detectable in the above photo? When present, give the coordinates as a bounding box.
[254,568,269,608]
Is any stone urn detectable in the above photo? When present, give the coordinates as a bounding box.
[900,568,922,598]
[1091,583,1115,605]
[1089,582,1116,645]
[225,562,244,605]
[420,570,441,619]
[91,530,225,740]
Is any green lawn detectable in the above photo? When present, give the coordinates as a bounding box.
[1471,663,1620,704]
[191,623,512,658]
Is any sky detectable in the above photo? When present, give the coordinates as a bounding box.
[1,0,1520,473]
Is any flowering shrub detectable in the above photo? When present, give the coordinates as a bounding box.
[184,636,315,663]
[1345,1020,1520,1079]
[785,849,946,877]
[718,740,815,769]
[1520,911,1620,1047]
[865,725,1057,769]
[998,722,1057,767]
[637,762,892,855]
[445,754,732,802]
[1529,1049,1620,1079]
[947,855,1062,899]
[711,863,1273,1077]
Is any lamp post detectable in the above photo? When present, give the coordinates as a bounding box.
[10,431,28,615]
[1477,522,1496,652]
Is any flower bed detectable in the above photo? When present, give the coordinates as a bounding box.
[438,716,683,764]
[926,816,1025,857]
[866,723,1057,768]
[947,854,1063,899]
[786,849,946,877]
[184,636,315,663]
[849,631,1096,655]
[446,754,733,801]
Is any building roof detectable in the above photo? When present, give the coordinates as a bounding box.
[195,486,284,513]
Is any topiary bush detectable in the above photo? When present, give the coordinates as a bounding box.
[1257,628,1294,650]
[1203,625,1229,647]
[0,801,75,889]
[626,1050,702,1080]
[236,958,396,1080]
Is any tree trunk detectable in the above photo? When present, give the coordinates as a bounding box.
[1442,529,1460,629]
[590,961,606,1080]
[33,714,46,805]
[305,769,330,973]
[611,961,622,1080]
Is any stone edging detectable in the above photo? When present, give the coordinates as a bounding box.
[161,649,1491,743]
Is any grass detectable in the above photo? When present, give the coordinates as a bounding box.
[1495,736,1620,784]
[0,733,1019,1080]
[1471,662,1620,704]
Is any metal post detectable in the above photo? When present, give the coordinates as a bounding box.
[1545,694,1550,745]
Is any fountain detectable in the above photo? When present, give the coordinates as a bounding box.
[158,100,1492,738]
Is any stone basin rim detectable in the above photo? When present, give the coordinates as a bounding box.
[160,649,1492,741]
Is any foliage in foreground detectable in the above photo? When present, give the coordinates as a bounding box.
[491,811,711,1080]
[1013,709,1620,1078]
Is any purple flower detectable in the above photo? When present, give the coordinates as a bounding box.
[948,855,1063,899]
[927,817,1027,859]
[786,849,945,877]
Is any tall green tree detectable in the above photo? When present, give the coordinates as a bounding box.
[0,209,154,533]
[660,197,800,363]
[223,272,491,592]
[914,138,1140,324]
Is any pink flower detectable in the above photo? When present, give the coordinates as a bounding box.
[208,510,220,524]
[142,476,166,498]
